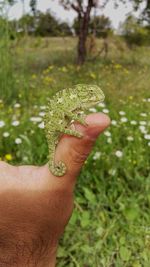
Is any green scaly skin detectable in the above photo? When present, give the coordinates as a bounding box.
[44,84,105,177]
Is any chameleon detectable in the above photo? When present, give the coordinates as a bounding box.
[44,84,105,177]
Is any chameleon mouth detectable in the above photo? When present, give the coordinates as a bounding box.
[85,100,103,109]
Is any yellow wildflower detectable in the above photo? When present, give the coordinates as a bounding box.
[48,65,54,71]
[31,74,37,79]
[43,76,54,85]
[90,72,96,79]
[43,69,49,75]
[114,64,122,69]
[61,66,68,73]
[124,68,129,74]
[0,103,4,109]
[5,154,12,161]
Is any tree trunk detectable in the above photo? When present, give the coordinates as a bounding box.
[77,27,87,64]
[77,5,92,65]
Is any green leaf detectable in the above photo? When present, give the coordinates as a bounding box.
[133,262,142,267]
[124,206,139,221]
[119,236,126,245]
[120,246,131,261]
[69,211,78,225]
[57,246,66,257]
[83,187,96,204]
[96,226,104,236]
[80,211,90,228]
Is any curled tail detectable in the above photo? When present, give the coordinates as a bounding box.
[49,160,67,177]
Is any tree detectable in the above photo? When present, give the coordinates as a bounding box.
[30,0,37,32]
[30,0,37,16]
[90,15,112,37]
[35,11,61,37]
[58,22,72,36]
[59,0,98,65]
[117,0,150,23]
[121,14,150,47]
[17,14,35,34]
[140,0,150,23]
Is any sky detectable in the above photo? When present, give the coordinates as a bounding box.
[8,0,142,30]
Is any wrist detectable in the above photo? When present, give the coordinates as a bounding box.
[0,233,57,267]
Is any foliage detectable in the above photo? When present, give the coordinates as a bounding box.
[16,14,35,34]
[90,15,112,37]
[121,15,150,47]
[58,22,72,36]
[131,0,150,23]
[30,0,37,16]
[73,15,112,37]
[0,36,150,266]
[10,11,72,36]
[35,11,61,37]
[0,17,19,102]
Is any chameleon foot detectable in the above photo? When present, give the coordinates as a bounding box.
[49,161,67,177]
[67,113,88,126]
[60,128,83,138]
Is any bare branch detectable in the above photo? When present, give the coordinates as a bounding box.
[77,0,84,13]
[71,3,81,13]
[88,0,98,8]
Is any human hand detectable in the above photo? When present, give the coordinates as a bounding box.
[0,113,110,267]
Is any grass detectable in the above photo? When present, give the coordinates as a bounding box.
[0,35,150,266]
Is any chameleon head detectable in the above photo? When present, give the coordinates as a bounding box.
[75,84,105,109]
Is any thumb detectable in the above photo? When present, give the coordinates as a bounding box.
[48,113,110,186]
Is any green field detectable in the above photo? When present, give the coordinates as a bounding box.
[0,36,150,266]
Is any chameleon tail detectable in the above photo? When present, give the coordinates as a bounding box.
[48,141,67,176]
[48,160,67,177]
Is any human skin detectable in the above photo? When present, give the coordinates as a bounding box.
[0,113,110,267]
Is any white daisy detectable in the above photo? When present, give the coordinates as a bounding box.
[15,138,22,144]
[93,152,101,160]
[140,113,147,117]
[102,108,109,114]
[12,120,20,126]
[119,111,126,116]
[40,105,46,110]
[127,136,134,141]
[3,132,10,137]
[39,112,46,117]
[111,120,117,126]
[89,108,97,113]
[104,131,111,137]
[130,120,137,125]
[115,150,123,158]
[107,137,112,144]
[30,117,42,123]
[109,169,116,176]
[120,117,128,123]
[139,121,147,125]
[38,122,45,129]
[14,103,21,108]
[98,102,106,108]
[139,125,147,134]
[0,121,5,128]
[144,134,150,140]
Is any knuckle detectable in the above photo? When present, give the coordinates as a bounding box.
[70,145,90,165]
